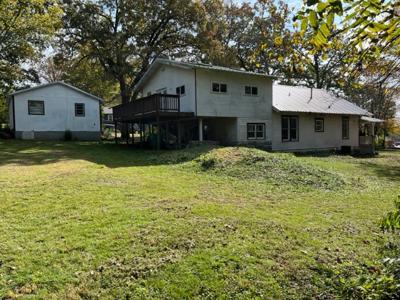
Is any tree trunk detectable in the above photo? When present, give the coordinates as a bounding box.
[119,77,130,139]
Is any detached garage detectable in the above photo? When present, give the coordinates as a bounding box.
[8,82,102,140]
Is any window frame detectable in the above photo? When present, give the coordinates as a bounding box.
[314,117,324,132]
[28,100,45,115]
[281,115,299,142]
[211,82,228,94]
[175,85,186,96]
[247,123,265,140]
[342,116,350,140]
[244,85,259,96]
[75,103,85,117]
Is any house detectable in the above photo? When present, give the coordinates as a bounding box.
[8,82,102,140]
[102,106,114,129]
[112,58,380,152]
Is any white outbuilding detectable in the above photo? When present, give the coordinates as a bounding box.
[8,82,102,140]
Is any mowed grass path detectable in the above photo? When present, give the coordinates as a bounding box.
[0,141,399,299]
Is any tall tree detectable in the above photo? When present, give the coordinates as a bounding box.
[61,0,202,103]
[0,0,62,94]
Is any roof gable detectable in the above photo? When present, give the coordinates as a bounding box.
[9,82,103,102]
[134,58,276,93]
[273,85,371,116]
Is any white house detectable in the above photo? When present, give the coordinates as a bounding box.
[8,82,102,140]
[112,58,379,152]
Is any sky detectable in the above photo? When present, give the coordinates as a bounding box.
[235,0,302,10]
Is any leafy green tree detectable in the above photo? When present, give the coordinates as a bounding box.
[0,0,62,94]
[295,0,400,53]
[61,0,202,103]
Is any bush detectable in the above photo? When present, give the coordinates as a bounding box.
[64,130,72,141]
[339,197,400,299]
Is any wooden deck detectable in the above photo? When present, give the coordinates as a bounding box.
[113,94,193,122]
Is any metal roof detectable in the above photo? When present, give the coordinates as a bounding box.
[134,58,277,93]
[9,81,103,102]
[273,85,371,116]
[361,116,384,123]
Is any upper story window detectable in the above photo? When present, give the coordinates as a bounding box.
[176,85,185,96]
[314,118,324,132]
[75,103,85,117]
[342,116,349,139]
[28,100,45,115]
[282,115,299,142]
[245,85,258,96]
[212,82,227,93]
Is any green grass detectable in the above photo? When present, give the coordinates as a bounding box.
[0,140,399,299]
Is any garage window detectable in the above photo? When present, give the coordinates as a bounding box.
[315,118,324,132]
[28,100,45,115]
[212,82,227,93]
[75,103,85,117]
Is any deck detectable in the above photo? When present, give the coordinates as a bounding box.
[112,94,194,123]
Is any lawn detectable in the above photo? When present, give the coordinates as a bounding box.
[0,140,399,299]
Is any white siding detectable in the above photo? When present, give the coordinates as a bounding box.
[141,65,196,113]
[272,111,360,151]
[13,84,100,133]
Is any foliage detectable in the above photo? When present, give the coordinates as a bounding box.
[36,54,119,104]
[0,0,62,94]
[295,0,400,53]
[0,95,7,124]
[60,0,202,103]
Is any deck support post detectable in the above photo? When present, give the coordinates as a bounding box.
[177,121,181,149]
[198,118,203,142]
[114,121,118,144]
[131,123,134,145]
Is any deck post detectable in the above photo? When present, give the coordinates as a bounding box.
[131,123,135,145]
[177,121,181,149]
[156,94,161,150]
[114,121,118,144]
[198,118,203,142]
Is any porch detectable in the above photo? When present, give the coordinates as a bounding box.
[112,93,197,149]
[359,116,384,155]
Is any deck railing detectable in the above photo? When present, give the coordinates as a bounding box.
[112,93,180,122]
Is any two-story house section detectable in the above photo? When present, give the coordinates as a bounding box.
[113,59,275,149]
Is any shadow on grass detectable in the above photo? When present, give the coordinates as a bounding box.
[0,140,214,168]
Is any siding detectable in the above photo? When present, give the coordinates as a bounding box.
[141,65,196,113]
[13,84,100,134]
[272,111,360,151]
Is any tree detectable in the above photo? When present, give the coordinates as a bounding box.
[295,0,400,53]
[36,54,119,105]
[0,0,62,94]
[61,0,202,104]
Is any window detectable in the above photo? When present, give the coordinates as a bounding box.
[315,118,324,132]
[212,82,227,93]
[176,85,185,96]
[282,116,299,142]
[105,114,113,121]
[247,123,265,140]
[28,100,45,115]
[245,85,258,96]
[75,103,85,117]
[342,116,349,139]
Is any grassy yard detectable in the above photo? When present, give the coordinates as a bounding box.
[0,140,399,299]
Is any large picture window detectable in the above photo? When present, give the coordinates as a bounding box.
[75,103,85,117]
[247,123,265,140]
[28,100,45,115]
[282,116,299,142]
[342,116,349,139]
